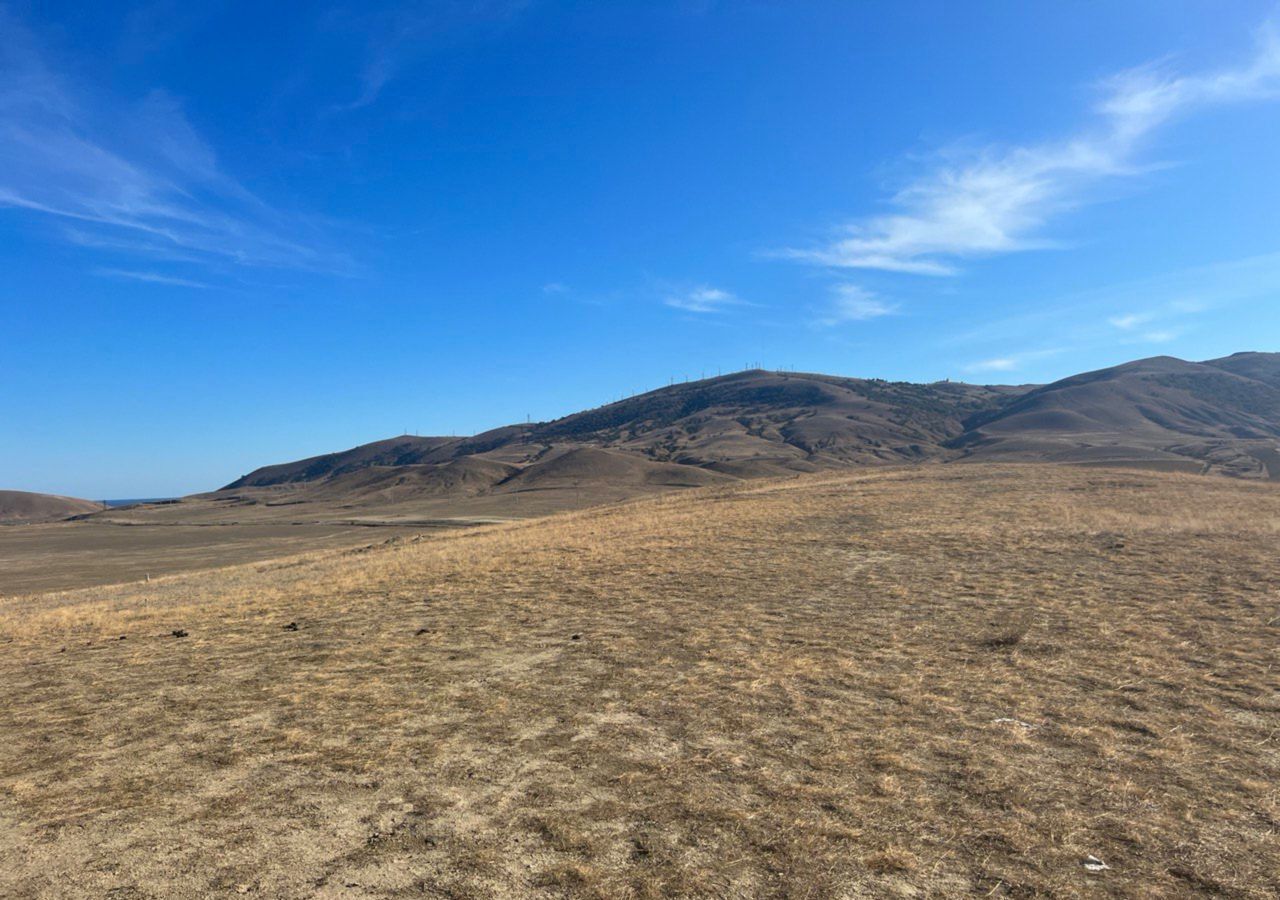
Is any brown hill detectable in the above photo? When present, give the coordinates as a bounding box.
[224,436,463,487]
[285,457,522,504]
[528,369,1013,466]
[505,447,733,491]
[1203,350,1280,388]
[218,353,1280,507]
[954,354,1280,477]
[223,370,1016,497]
[0,490,103,523]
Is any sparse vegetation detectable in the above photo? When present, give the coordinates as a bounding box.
[2,465,1277,897]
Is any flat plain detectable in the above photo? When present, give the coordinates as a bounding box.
[1,464,1278,897]
[0,478,668,594]
[0,521,432,594]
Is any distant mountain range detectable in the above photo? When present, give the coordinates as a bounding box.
[225,352,1280,502]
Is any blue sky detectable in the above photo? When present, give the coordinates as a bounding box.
[3,1,1279,497]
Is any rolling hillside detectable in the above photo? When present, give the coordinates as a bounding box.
[221,370,1019,497]
[955,352,1280,477]
[0,490,103,523]
[218,353,1280,510]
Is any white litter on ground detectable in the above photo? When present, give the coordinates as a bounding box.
[1083,855,1110,872]
[992,717,1039,730]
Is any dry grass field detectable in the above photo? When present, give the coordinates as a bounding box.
[0,475,684,595]
[0,522,434,595]
[1,464,1277,897]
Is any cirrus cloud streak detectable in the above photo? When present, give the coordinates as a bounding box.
[784,25,1280,277]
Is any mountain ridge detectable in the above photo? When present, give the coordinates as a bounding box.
[224,352,1280,498]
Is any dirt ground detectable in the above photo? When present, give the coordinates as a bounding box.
[1,465,1277,897]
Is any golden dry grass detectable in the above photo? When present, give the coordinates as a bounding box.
[1,464,1278,898]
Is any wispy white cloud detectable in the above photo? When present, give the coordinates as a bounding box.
[94,268,210,288]
[665,285,742,313]
[963,347,1065,375]
[965,357,1020,373]
[1109,315,1181,345]
[1107,295,1212,344]
[784,24,1280,276]
[811,284,896,327]
[0,9,340,274]
[1108,312,1157,330]
[945,251,1280,349]
[329,1,531,112]
[542,281,568,294]
[339,48,398,113]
